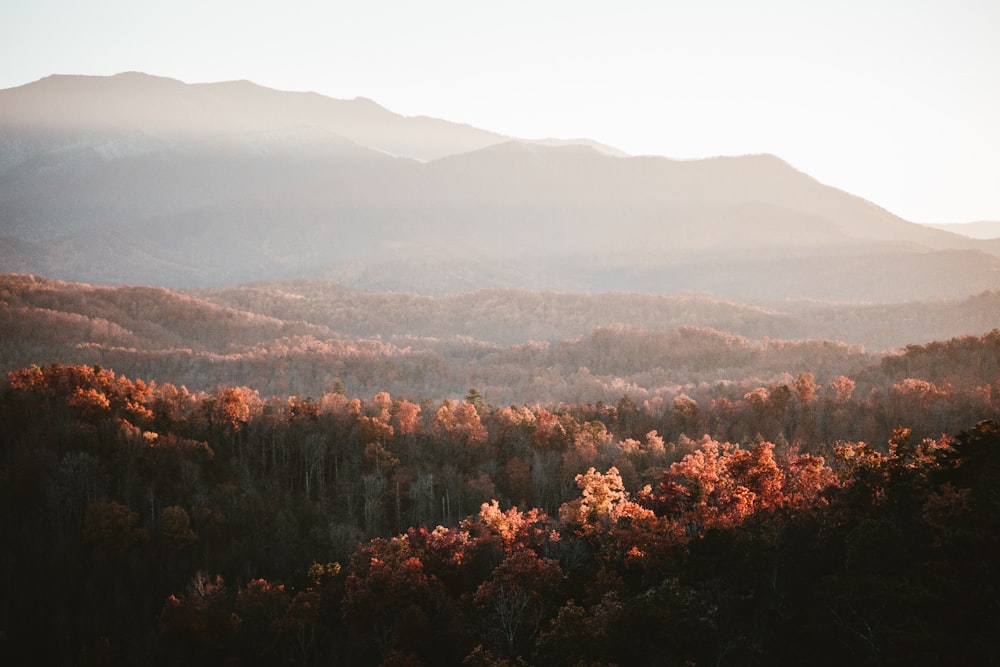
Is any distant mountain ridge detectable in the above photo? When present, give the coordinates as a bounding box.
[2,72,999,300]
[0,72,506,160]
[923,220,1000,240]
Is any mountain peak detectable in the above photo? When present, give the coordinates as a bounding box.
[350,95,384,107]
[0,72,507,159]
[530,137,629,157]
[43,71,186,87]
[110,71,179,81]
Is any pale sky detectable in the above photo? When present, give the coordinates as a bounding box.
[1,0,998,223]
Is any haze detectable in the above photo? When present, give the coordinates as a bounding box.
[1,0,998,224]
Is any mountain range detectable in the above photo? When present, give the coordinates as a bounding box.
[2,72,999,300]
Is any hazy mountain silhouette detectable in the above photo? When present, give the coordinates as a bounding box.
[0,72,513,159]
[923,220,1000,240]
[2,72,999,300]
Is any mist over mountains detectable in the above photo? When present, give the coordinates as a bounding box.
[3,72,999,299]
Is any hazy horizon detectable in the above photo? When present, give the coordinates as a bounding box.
[2,1,998,224]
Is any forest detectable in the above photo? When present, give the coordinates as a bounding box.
[4,273,1000,405]
[2,324,999,665]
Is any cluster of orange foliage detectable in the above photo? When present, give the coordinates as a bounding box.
[1,362,998,665]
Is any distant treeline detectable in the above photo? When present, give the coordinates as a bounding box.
[1,344,999,664]
[3,274,1000,404]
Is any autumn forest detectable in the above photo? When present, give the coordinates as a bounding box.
[2,317,1000,664]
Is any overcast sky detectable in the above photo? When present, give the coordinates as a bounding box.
[2,0,998,223]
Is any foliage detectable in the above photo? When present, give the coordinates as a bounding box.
[0,358,998,664]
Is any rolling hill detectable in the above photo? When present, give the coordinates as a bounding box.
[3,273,999,403]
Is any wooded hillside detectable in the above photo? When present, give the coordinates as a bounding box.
[1,357,997,664]
[4,274,1000,405]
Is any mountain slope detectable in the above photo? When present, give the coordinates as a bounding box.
[924,220,1000,240]
[4,273,999,402]
[0,72,511,161]
[2,73,999,299]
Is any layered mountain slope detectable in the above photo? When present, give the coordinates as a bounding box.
[2,73,999,299]
[924,220,1000,240]
[5,272,999,352]
[3,273,999,402]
